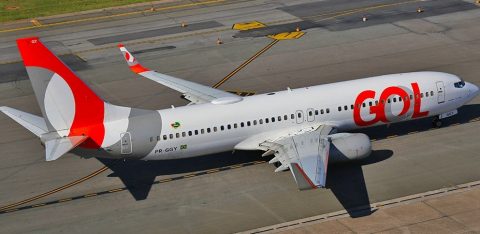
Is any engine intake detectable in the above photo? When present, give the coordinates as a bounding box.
[328,133,372,163]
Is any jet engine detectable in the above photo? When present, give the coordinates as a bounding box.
[328,133,372,163]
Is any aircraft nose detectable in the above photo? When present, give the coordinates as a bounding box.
[469,82,479,97]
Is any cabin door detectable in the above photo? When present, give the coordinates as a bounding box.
[120,132,132,154]
[436,81,445,104]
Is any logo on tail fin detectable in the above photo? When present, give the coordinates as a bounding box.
[17,37,105,148]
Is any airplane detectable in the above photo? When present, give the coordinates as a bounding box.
[1,37,478,190]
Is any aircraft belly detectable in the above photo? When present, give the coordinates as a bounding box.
[142,135,243,160]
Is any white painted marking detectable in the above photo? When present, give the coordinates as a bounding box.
[44,73,75,134]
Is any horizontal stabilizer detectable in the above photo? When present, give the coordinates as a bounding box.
[0,106,48,137]
[45,136,88,161]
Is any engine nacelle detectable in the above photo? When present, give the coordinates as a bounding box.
[328,133,372,163]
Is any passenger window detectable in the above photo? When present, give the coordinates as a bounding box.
[169,134,173,139]
[234,123,238,128]
[430,91,434,96]
[369,102,372,106]
[188,131,192,136]
[227,124,231,129]
[338,106,342,111]
[163,135,167,140]
[271,117,275,123]
[321,109,324,114]
[410,94,414,100]
[351,104,354,110]
[201,129,205,134]
[315,110,319,115]
[253,120,257,125]
[278,116,281,121]
[421,93,424,98]
[426,92,429,97]
[284,115,288,120]
[291,114,295,119]
[195,130,198,135]
[326,108,330,113]
[393,97,397,102]
[344,105,347,111]
[247,121,251,126]
[375,100,379,105]
[240,122,244,127]
[176,133,180,138]
[259,119,263,124]
[399,96,402,102]
[387,99,391,103]
[363,103,366,107]
[213,127,217,132]
[265,118,269,123]
[207,128,211,133]
[220,126,224,131]
[308,111,313,116]
[297,112,302,118]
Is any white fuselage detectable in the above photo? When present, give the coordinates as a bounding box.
[130,72,477,160]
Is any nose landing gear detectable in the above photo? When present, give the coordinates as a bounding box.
[432,116,443,128]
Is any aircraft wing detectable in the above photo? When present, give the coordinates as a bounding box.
[259,125,334,190]
[118,44,241,104]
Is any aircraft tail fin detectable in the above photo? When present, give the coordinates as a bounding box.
[0,106,48,137]
[16,37,106,148]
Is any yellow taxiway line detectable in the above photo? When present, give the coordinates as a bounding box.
[0,0,224,34]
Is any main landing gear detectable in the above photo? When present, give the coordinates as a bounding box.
[432,116,443,128]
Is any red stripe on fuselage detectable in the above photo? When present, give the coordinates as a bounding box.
[17,37,104,148]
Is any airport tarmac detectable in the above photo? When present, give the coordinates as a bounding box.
[0,0,480,233]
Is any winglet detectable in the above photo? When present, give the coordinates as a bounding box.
[118,44,150,74]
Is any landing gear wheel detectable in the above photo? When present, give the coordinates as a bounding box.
[432,117,442,128]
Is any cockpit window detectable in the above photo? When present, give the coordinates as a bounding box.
[454,80,465,88]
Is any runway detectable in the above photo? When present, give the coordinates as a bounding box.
[1,0,480,233]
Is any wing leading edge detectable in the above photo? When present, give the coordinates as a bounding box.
[260,125,334,190]
[118,44,241,104]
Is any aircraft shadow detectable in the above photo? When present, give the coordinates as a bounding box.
[97,150,265,200]
[97,104,480,212]
[326,149,393,218]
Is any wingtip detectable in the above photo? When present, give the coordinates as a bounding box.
[117,43,125,48]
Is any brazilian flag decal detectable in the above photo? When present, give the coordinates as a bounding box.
[180,144,187,150]
[171,121,181,129]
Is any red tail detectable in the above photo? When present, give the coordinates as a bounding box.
[17,37,105,148]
